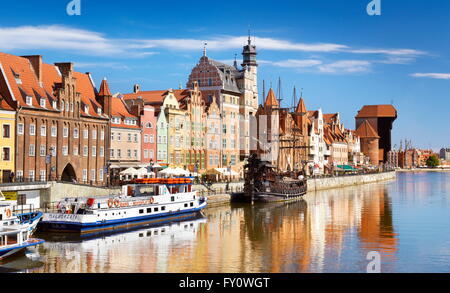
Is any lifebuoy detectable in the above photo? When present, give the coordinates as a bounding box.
[114,199,120,208]
[149,197,154,204]
[5,209,12,218]
[107,199,114,208]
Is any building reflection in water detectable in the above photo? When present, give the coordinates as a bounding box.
[26,182,398,273]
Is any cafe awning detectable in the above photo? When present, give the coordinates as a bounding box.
[337,165,357,171]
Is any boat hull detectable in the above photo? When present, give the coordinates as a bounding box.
[38,203,207,234]
[0,239,45,261]
[231,192,306,203]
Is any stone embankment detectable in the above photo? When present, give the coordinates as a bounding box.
[11,172,396,209]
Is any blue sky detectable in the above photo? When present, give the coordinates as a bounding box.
[1,0,449,150]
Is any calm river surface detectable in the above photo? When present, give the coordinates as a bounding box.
[1,172,449,273]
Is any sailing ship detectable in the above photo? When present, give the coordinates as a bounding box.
[38,178,207,234]
[231,154,307,203]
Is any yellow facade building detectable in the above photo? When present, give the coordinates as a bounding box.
[0,97,15,183]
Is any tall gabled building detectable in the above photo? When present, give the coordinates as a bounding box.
[0,52,109,186]
[187,36,259,164]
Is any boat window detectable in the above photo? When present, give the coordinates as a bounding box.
[139,209,144,214]
[147,208,151,213]
[171,196,175,202]
[190,203,194,207]
[154,208,159,212]
[147,231,151,237]
[184,204,188,208]
[161,206,166,211]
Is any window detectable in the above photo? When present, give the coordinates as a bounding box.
[100,131,104,140]
[29,144,35,157]
[84,105,89,114]
[74,146,79,156]
[161,206,166,211]
[82,169,87,182]
[144,135,149,143]
[3,125,10,138]
[92,146,97,157]
[52,100,58,110]
[208,78,213,86]
[134,134,138,143]
[99,170,104,182]
[62,146,68,156]
[111,132,114,141]
[110,149,115,158]
[144,150,149,159]
[83,146,88,157]
[40,145,46,157]
[154,208,159,212]
[100,147,104,157]
[40,99,46,108]
[117,149,121,158]
[51,146,56,157]
[127,149,131,158]
[63,127,69,138]
[51,126,57,137]
[2,147,10,161]
[30,124,36,136]
[29,170,35,182]
[139,209,144,214]
[17,123,24,135]
[117,133,121,142]
[74,128,79,138]
[40,125,46,137]
[92,130,97,140]
[16,170,23,181]
[134,150,138,158]
[149,135,154,144]
[91,169,96,181]
[26,96,32,106]
[147,208,151,213]
[70,103,74,112]
[149,150,154,159]
[83,129,89,139]
[40,170,46,182]
[146,122,153,129]
[128,133,132,142]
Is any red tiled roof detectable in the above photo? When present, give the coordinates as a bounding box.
[323,113,338,124]
[0,94,14,111]
[0,52,105,118]
[98,78,112,96]
[123,89,190,105]
[355,120,380,138]
[356,105,397,118]
[264,88,279,107]
[0,52,51,109]
[111,97,140,129]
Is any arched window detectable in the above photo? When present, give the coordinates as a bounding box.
[146,122,153,129]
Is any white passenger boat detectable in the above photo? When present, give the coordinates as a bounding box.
[0,206,44,261]
[39,178,207,234]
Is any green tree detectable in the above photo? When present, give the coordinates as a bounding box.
[426,155,440,168]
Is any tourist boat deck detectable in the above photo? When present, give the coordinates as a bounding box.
[39,177,207,234]
[0,205,44,261]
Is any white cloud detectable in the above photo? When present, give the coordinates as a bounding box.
[269,59,323,68]
[0,25,426,59]
[410,73,450,80]
[318,60,372,73]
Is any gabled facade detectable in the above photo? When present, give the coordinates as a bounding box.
[307,109,326,174]
[0,53,109,185]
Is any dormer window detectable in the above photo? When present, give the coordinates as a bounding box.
[13,71,22,84]
[26,96,32,106]
[52,101,58,110]
[40,98,46,108]
[97,108,102,115]
[84,105,89,114]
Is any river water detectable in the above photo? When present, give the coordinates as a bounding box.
[1,172,449,273]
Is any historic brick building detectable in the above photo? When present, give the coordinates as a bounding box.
[355,120,380,166]
[0,53,109,185]
[355,105,397,163]
[187,37,259,163]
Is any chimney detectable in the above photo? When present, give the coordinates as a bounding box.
[22,55,43,85]
[54,62,74,78]
[134,84,140,94]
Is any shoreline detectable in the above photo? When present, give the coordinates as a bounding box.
[205,171,397,208]
[397,168,450,172]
